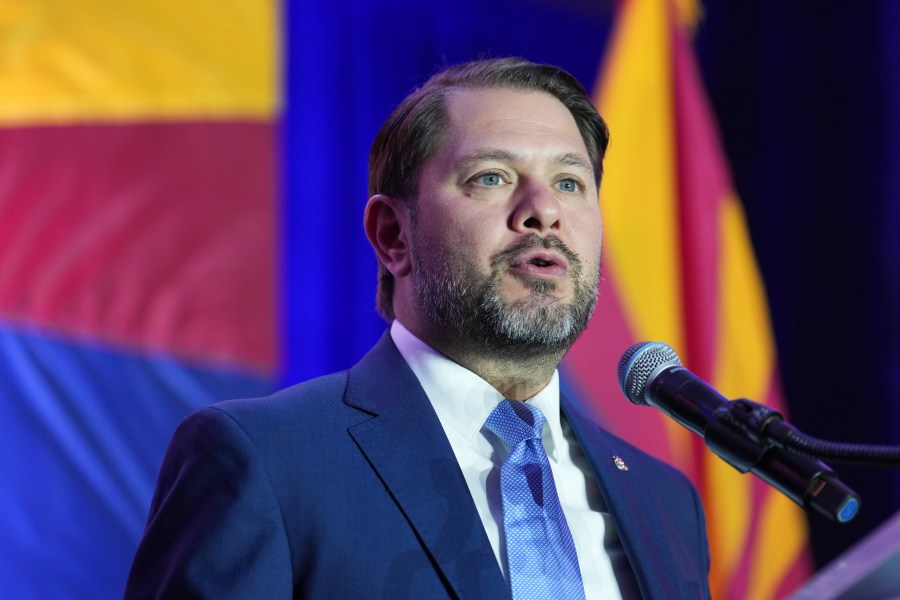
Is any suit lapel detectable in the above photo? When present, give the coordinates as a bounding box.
[345,333,509,599]
[562,396,682,600]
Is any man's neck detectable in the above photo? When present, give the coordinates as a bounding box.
[414,327,565,401]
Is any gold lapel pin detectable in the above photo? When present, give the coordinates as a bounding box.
[613,455,629,471]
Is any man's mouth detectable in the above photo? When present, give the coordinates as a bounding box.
[510,250,569,278]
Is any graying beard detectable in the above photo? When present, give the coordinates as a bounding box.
[413,240,599,357]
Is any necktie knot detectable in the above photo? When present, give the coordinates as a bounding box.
[483,400,547,452]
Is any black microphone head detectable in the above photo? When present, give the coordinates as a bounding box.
[617,341,682,405]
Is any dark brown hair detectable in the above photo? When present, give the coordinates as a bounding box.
[368,57,609,320]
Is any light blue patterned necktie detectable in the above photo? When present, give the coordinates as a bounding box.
[484,400,586,600]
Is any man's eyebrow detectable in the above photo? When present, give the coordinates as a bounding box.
[455,149,592,173]
[455,149,521,171]
[553,152,592,172]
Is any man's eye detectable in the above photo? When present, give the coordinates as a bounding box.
[556,178,582,193]
[479,173,503,186]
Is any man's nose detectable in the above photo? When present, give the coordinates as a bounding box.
[509,182,562,234]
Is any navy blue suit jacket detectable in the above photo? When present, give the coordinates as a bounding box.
[126,332,710,598]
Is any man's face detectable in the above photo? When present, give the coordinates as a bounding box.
[409,87,602,357]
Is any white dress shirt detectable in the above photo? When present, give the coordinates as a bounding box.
[391,321,641,600]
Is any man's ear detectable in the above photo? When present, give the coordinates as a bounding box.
[364,194,412,278]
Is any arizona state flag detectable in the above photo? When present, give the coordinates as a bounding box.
[563,0,812,597]
[0,1,279,596]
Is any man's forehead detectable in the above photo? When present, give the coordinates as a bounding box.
[439,87,590,164]
[443,87,574,128]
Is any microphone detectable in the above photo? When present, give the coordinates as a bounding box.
[617,341,860,523]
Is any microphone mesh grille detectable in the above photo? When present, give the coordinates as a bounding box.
[617,342,681,405]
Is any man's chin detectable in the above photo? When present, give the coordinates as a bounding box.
[504,296,574,318]
[483,304,579,349]
[497,282,572,308]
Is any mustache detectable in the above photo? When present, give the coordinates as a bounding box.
[490,234,583,270]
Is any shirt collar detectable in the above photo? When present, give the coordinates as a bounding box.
[390,320,563,461]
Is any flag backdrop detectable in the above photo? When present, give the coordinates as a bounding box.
[4,0,900,598]
[563,0,810,598]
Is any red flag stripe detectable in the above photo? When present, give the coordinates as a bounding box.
[0,122,277,372]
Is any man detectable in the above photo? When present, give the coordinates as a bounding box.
[126,58,711,599]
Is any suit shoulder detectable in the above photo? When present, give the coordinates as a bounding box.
[170,370,361,452]
[212,370,350,417]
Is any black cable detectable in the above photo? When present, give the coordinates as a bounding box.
[722,398,900,468]
[775,424,900,468]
